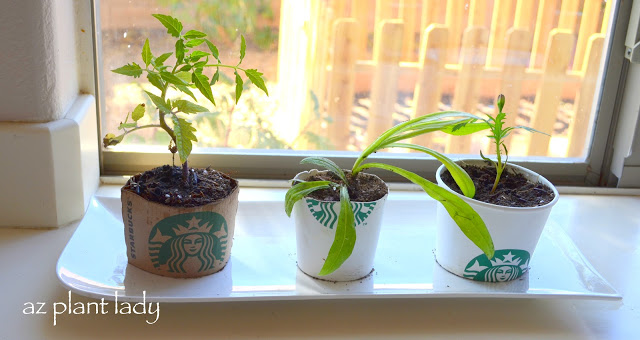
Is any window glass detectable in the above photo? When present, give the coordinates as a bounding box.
[100,0,615,162]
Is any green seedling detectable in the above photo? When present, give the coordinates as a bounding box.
[103,14,268,183]
[285,112,496,276]
[480,94,549,193]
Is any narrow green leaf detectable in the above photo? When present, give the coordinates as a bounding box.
[131,104,146,121]
[141,38,152,67]
[513,125,550,136]
[245,69,269,96]
[284,181,332,217]
[318,186,356,276]
[444,122,490,136]
[190,50,210,60]
[144,91,171,114]
[185,39,205,48]
[174,99,208,114]
[160,71,187,86]
[112,63,143,78]
[154,52,172,66]
[184,29,207,39]
[300,157,347,184]
[152,14,183,38]
[239,35,246,64]
[384,143,476,198]
[193,61,207,69]
[147,72,164,91]
[210,69,220,85]
[171,116,198,164]
[359,163,494,259]
[178,64,192,72]
[175,85,197,101]
[205,40,220,61]
[234,72,243,104]
[118,122,137,130]
[175,39,185,64]
[192,73,215,106]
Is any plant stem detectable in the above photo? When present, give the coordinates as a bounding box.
[182,160,189,184]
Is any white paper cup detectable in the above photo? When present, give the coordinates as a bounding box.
[292,169,388,281]
[435,160,559,282]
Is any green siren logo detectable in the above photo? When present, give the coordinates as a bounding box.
[463,249,530,282]
[148,212,228,274]
[305,198,376,229]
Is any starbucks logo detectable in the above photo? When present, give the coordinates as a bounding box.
[148,212,228,274]
[305,198,376,229]
[463,249,530,282]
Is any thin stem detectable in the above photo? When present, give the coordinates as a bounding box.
[182,160,189,184]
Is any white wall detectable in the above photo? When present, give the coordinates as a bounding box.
[0,0,79,122]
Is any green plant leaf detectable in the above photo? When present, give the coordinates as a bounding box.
[147,72,164,91]
[192,73,215,106]
[131,104,146,121]
[175,71,192,84]
[160,71,187,87]
[185,39,205,48]
[175,85,197,101]
[118,122,137,130]
[210,69,220,85]
[318,186,356,276]
[152,14,183,38]
[205,40,220,61]
[144,91,171,114]
[175,39,185,64]
[190,50,210,60]
[234,71,243,104]
[178,64,192,72]
[384,143,475,198]
[359,163,494,259]
[300,157,348,184]
[443,122,490,136]
[174,99,208,114]
[184,29,207,39]
[284,180,332,217]
[112,63,143,78]
[154,52,172,66]
[239,35,246,64]
[245,69,269,96]
[171,116,198,164]
[141,38,152,67]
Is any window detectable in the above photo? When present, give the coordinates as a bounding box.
[98,0,629,185]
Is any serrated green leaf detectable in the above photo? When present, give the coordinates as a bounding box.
[234,72,243,104]
[359,163,494,259]
[192,73,215,106]
[154,52,172,66]
[160,71,187,87]
[112,63,143,78]
[189,50,210,61]
[318,186,356,276]
[185,39,205,48]
[239,35,246,64]
[174,99,208,114]
[144,91,171,114]
[118,122,137,130]
[171,116,198,164]
[244,69,269,96]
[284,181,332,217]
[147,72,164,91]
[152,14,183,38]
[131,104,146,121]
[205,40,220,61]
[175,85,197,101]
[184,29,207,39]
[210,69,220,85]
[141,38,152,67]
[300,157,348,184]
[175,39,185,64]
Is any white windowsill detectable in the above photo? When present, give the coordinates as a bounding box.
[1,184,638,339]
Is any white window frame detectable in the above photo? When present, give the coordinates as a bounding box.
[93,0,640,187]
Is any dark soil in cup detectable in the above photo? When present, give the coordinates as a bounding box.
[300,171,388,202]
[441,165,555,207]
[123,165,237,207]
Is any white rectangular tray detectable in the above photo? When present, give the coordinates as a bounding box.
[57,192,620,302]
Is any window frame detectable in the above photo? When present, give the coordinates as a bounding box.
[94,0,636,186]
